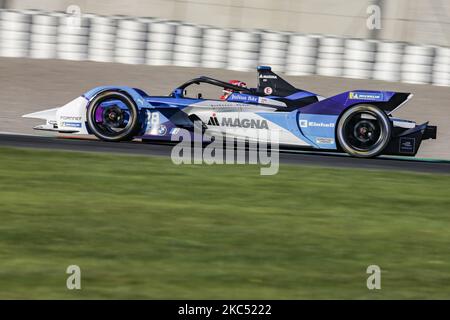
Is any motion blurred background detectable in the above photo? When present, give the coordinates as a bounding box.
[3,0,450,45]
[0,0,449,84]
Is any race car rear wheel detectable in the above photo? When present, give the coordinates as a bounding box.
[337,104,391,158]
[87,90,140,142]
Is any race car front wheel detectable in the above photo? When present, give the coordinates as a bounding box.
[87,90,140,142]
[337,104,391,158]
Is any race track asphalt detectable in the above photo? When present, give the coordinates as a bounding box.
[1,133,449,174]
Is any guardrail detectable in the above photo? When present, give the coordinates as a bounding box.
[1,9,449,86]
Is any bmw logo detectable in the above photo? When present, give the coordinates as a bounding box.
[158,125,167,135]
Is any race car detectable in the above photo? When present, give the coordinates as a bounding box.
[23,66,437,158]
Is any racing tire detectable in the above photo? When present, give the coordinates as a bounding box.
[345,39,376,51]
[149,22,176,34]
[260,48,286,58]
[147,32,175,43]
[59,16,90,28]
[343,68,372,79]
[373,62,401,72]
[261,32,288,42]
[203,41,228,50]
[31,42,56,51]
[174,44,202,54]
[116,29,146,41]
[320,37,344,47]
[377,42,404,54]
[289,35,319,47]
[337,104,391,158]
[404,45,435,56]
[146,50,172,59]
[87,91,141,142]
[375,52,403,63]
[146,58,172,66]
[30,49,57,59]
[202,54,227,62]
[436,47,450,58]
[147,41,174,51]
[118,19,147,32]
[230,31,260,42]
[58,26,90,36]
[372,70,401,82]
[316,66,343,77]
[204,28,229,38]
[260,56,286,65]
[31,24,57,35]
[319,46,345,54]
[175,36,202,46]
[177,24,202,37]
[90,32,116,42]
[1,11,32,23]
[434,56,450,65]
[344,49,375,62]
[91,24,116,34]
[228,41,260,52]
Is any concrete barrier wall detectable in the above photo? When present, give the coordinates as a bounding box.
[4,0,450,46]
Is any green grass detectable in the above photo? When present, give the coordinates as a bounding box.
[0,147,449,299]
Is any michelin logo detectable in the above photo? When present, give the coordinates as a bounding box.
[349,92,383,101]
[299,120,335,128]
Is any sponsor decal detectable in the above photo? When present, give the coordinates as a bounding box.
[315,137,334,144]
[170,128,180,135]
[158,125,167,135]
[228,93,259,104]
[208,116,269,129]
[259,74,278,79]
[264,87,273,95]
[259,97,269,104]
[349,91,383,101]
[61,116,82,121]
[62,122,82,128]
[207,115,220,126]
[299,120,335,128]
[225,95,286,107]
[399,137,415,153]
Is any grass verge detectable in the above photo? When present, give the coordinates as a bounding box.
[0,147,449,299]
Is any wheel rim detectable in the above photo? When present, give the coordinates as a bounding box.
[344,111,383,152]
[90,95,134,138]
[338,105,391,157]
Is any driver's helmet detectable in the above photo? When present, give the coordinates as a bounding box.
[220,80,247,100]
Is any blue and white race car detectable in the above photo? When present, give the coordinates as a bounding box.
[24,66,436,158]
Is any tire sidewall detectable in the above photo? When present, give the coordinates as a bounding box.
[87,90,140,142]
[337,104,391,157]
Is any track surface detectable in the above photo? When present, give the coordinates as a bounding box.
[1,133,449,174]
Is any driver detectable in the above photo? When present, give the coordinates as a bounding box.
[220,80,248,100]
